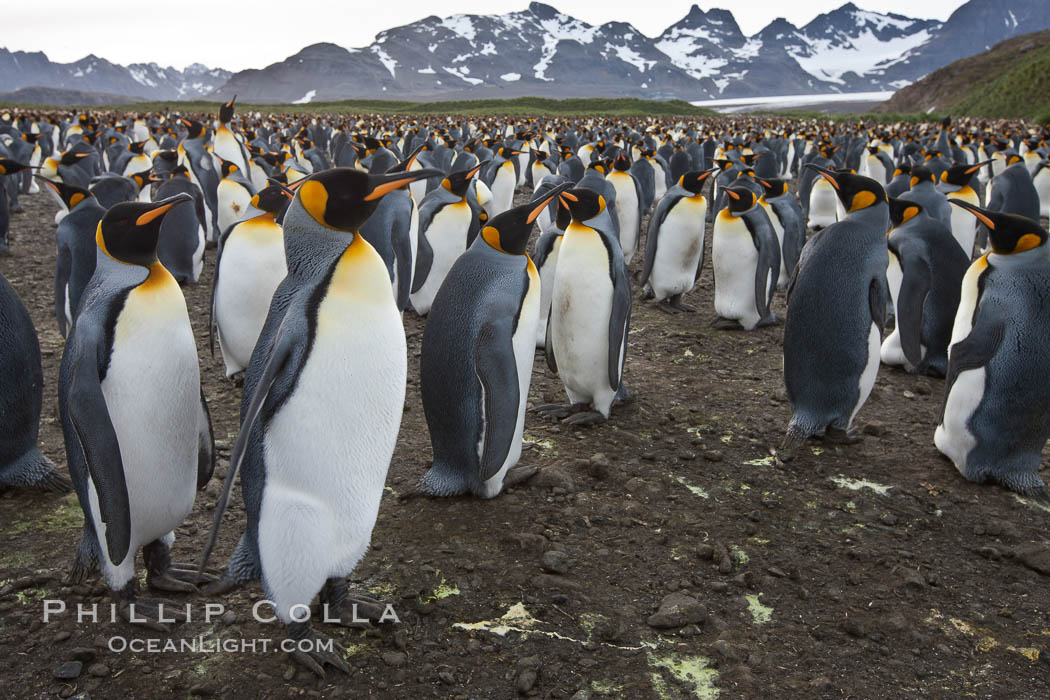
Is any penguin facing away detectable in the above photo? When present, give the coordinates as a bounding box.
[198,166,442,678]
[412,182,572,498]
[59,195,216,628]
[779,167,890,460]
[0,271,71,492]
[935,201,1050,499]
[880,198,968,377]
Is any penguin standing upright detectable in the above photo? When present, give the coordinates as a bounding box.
[60,195,216,626]
[213,96,251,175]
[198,166,441,677]
[1033,159,1050,218]
[938,160,990,258]
[215,157,256,237]
[935,202,1050,498]
[640,169,716,313]
[779,168,890,459]
[880,199,968,377]
[211,185,290,378]
[710,186,781,330]
[176,119,219,243]
[485,146,521,217]
[0,271,70,492]
[757,178,805,289]
[987,153,1040,221]
[154,169,207,284]
[412,183,570,498]
[532,193,571,348]
[39,179,105,335]
[538,188,631,425]
[0,159,30,254]
[411,164,485,315]
[900,166,951,228]
[606,153,643,264]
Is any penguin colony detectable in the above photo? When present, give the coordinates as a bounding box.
[1,106,1049,677]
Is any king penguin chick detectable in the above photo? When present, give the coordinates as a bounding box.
[779,167,890,460]
[197,166,442,678]
[59,195,217,628]
[412,182,572,498]
[935,202,1050,500]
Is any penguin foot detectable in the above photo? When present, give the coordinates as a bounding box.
[669,296,696,312]
[656,300,682,315]
[201,576,244,596]
[710,317,744,330]
[562,410,606,426]
[320,579,388,628]
[148,565,218,593]
[774,435,805,464]
[823,427,862,445]
[118,595,188,631]
[503,464,539,488]
[757,314,779,328]
[533,403,587,420]
[286,623,351,679]
[34,469,73,493]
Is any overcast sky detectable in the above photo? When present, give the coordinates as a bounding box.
[6,1,967,72]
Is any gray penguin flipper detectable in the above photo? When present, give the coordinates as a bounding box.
[55,246,71,336]
[475,320,520,481]
[868,277,888,331]
[640,193,677,285]
[896,257,931,368]
[197,320,294,578]
[392,227,413,311]
[941,318,1005,422]
[544,311,558,375]
[197,387,216,490]
[67,324,132,565]
[608,260,632,390]
[412,231,434,295]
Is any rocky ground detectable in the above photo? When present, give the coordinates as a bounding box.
[1,187,1049,700]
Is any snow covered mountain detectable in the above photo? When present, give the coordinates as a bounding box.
[3,0,1049,105]
[0,49,230,102]
[214,1,1050,103]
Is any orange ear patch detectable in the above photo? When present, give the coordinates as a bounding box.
[849,190,877,212]
[1014,233,1042,253]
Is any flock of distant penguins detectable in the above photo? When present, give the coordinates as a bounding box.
[0,102,1049,676]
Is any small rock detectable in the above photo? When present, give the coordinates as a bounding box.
[696,544,715,560]
[70,647,96,663]
[221,610,237,625]
[86,663,110,678]
[533,467,575,492]
[647,592,707,629]
[862,421,885,437]
[1014,542,1050,576]
[541,550,574,574]
[189,682,218,697]
[53,661,82,680]
[702,450,724,462]
[282,666,296,681]
[438,670,455,685]
[842,618,866,638]
[54,630,72,643]
[381,651,407,667]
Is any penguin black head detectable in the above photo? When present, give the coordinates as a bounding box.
[612,152,631,171]
[587,160,608,175]
[97,194,192,267]
[715,158,734,172]
[0,158,30,176]
[948,200,1048,255]
[129,169,153,190]
[806,164,887,213]
[679,169,717,196]
[560,187,606,223]
[219,97,237,124]
[1004,152,1024,167]
[941,160,992,187]
[180,119,205,139]
[296,167,443,233]
[724,186,757,215]
[443,162,486,197]
[217,157,240,179]
[498,146,521,159]
[387,143,426,174]
[59,150,92,167]
[250,184,293,216]
[757,178,788,199]
[482,182,572,255]
[37,177,92,210]
[887,198,923,228]
[909,166,935,188]
[891,162,911,178]
[555,196,571,230]
[128,141,146,155]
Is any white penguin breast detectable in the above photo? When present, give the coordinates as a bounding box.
[712,212,761,329]
[215,220,287,375]
[881,250,906,367]
[949,188,980,257]
[413,201,472,314]
[809,179,839,227]
[99,275,199,552]
[263,246,406,556]
[652,196,707,300]
[609,173,641,261]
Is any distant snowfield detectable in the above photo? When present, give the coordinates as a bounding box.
[692,91,895,113]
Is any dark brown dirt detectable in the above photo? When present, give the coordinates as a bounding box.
[1,187,1049,700]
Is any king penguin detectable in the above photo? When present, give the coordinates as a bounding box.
[0,159,30,254]
[987,153,1040,221]
[757,177,805,289]
[198,166,441,678]
[880,198,968,377]
[606,153,643,264]
[0,271,71,492]
[640,169,717,313]
[779,167,890,459]
[39,179,105,335]
[937,160,990,258]
[532,190,572,348]
[59,195,216,627]
[710,186,781,330]
[537,188,631,425]
[410,163,486,315]
[211,184,290,378]
[935,202,1050,499]
[215,156,256,237]
[412,182,571,498]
